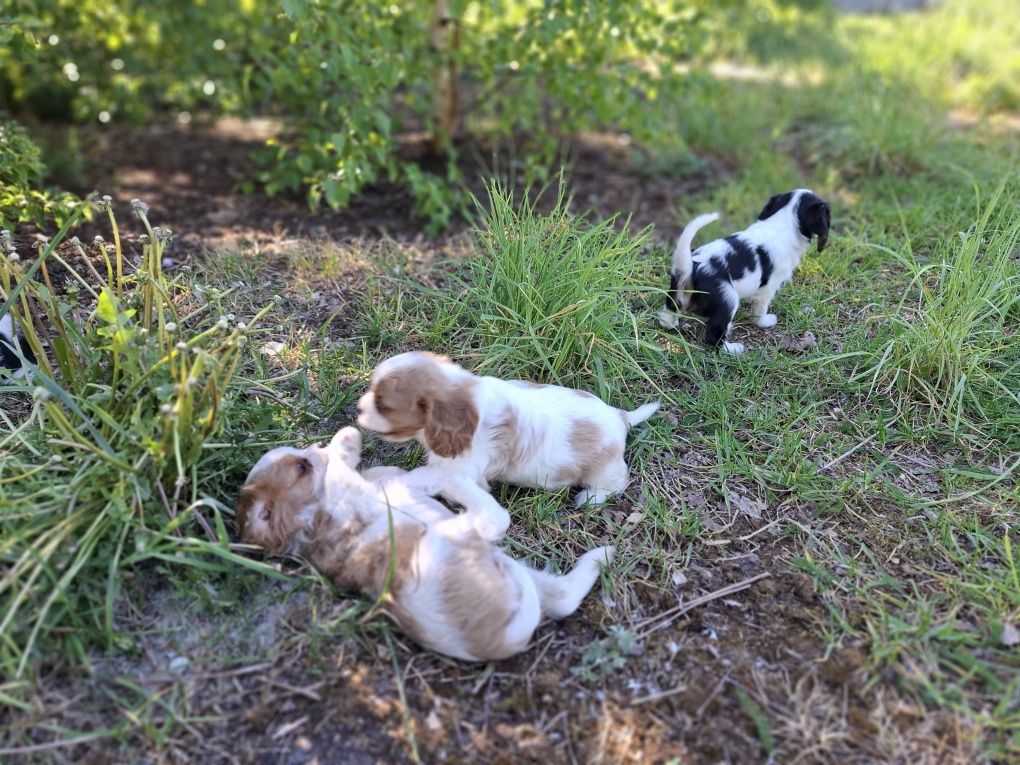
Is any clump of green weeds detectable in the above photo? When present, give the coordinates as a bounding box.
[0,199,277,684]
[852,188,1020,436]
[408,182,664,393]
[571,625,641,683]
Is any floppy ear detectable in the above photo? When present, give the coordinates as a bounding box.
[423,384,479,458]
[757,192,794,221]
[235,488,256,539]
[801,199,831,252]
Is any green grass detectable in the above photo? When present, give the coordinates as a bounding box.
[3,0,1020,761]
[0,206,293,682]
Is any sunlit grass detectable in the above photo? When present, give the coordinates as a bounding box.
[851,188,1020,436]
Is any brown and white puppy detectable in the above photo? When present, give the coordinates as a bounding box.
[236,427,614,662]
[357,352,659,506]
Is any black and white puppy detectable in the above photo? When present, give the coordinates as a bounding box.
[0,312,34,380]
[659,189,831,353]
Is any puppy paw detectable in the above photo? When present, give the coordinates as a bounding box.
[329,427,362,463]
[722,341,746,354]
[574,489,610,508]
[756,313,778,328]
[656,309,680,330]
[475,507,511,542]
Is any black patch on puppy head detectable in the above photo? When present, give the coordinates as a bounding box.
[795,193,832,252]
[755,246,774,288]
[721,235,757,281]
[757,192,794,221]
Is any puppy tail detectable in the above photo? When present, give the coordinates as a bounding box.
[623,401,660,428]
[669,212,719,311]
[532,545,614,620]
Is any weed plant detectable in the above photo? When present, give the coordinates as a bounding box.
[0,199,276,685]
[377,182,666,396]
[850,188,1020,437]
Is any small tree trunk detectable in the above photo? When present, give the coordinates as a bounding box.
[430,0,460,155]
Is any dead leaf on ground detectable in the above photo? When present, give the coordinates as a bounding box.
[733,494,765,519]
[781,331,818,353]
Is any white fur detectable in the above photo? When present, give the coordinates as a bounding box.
[358,353,659,507]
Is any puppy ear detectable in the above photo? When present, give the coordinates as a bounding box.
[423,384,478,458]
[757,192,793,221]
[801,198,831,252]
[235,488,256,539]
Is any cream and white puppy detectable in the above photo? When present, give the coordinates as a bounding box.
[357,352,659,507]
[236,427,614,662]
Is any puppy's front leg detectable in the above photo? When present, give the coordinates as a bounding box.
[749,287,780,328]
[400,465,448,497]
[435,476,511,543]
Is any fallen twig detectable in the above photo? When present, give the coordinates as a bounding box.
[634,572,772,638]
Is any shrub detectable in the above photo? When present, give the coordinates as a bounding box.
[251,0,713,229]
[0,200,277,679]
[0,0,275,122]
[0,120,84,229]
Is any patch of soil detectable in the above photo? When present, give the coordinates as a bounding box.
[49,118,713,256]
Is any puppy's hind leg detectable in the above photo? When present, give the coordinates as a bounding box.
[705,283,743,354]
[574,455,629,507]
[531,546,615,620]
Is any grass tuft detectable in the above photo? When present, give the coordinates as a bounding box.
[0,203,281,682]
[853,187,1020,436]
[417,181,664,393]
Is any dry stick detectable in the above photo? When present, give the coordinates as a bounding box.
[0,733,106,756]
[817,432,878,473]
[630,684,689,706]
[266,678,324,702]
[695,672,731,718]
[634,572,772,638]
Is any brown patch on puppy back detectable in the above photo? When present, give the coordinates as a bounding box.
[489,405,542,477]
[439,534,524,660]
[554,418,620,486]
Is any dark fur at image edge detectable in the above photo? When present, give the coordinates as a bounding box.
[0,319,35,373]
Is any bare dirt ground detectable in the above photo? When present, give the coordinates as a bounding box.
[4,121,987,765]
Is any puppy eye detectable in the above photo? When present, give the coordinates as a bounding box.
[257,506,272,523]
[295,458,311,477]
